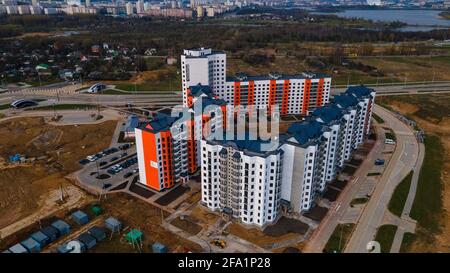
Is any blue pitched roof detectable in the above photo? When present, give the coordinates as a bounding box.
[345,85,374,98]
[313,105,343,124]
[189,84,213,97]
[332,94,359,108]
[287,120,324,145]
[200,97,228,112]
[140,113,180,133]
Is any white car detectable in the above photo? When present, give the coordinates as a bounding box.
[385,139,396,145]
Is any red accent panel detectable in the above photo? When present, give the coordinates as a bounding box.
[248,80,255,106]
[316,78,325,107]
[234,81,241,106]
[269,80,276,112]
[301,79,311,115]
[281,80,290,115]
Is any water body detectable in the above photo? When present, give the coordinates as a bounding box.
[314,9,450,32]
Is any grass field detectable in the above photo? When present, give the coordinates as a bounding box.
[323,223,355,253]
[28,104,97,110]
[374,225,398,253]
[410,135,444,235]
[400,232,417,253]
[356,56,450,83]
[388,171,413,217]
[0,104,10,110]
[380,93,449,252]
[350,197,369,206]
[372,113,384,124]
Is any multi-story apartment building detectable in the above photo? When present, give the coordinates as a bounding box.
[135,84,227,191]
[135,113,189,191]
[201,85,376,227]
[181,48,332,115]
[201,136,283,227]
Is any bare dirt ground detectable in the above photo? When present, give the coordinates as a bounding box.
[226,222,300,249]
[189,205,220,226]
[0,117,117,230]
[381,97,450,252]
[95,192,202,253]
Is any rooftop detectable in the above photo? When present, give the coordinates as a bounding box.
[287,119,325,146]
[312,105,344,124]
[228,71,330,82]
[139,113,181,134]
[345,85,375,98]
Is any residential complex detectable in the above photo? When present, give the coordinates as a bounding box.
[181,48,332,115]
[136,47,375,228]
[201,86,375,227]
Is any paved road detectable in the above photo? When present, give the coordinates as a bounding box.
[2,82,450,109]
[344,105,419,253]
[332,82,450,95]
[303,123,385,253]
[390,142,425,253]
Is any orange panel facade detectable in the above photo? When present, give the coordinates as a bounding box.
[316,78,325,107]
[234,81,241,106]
[141,130,161,191]
[281,79,290,115]
[301,79,311,115]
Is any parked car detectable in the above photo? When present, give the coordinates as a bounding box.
[375,159,385,166]
[123,172,133,178]
[79,159,90,165]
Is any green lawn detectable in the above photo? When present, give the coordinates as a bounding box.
[0,104,10,110]
[385,130,396,141]
[372,113,384,124]
[388,171,413,217]
[350,197,369,206]
[400,232,417,253]
[323,223,355,253]
[410,135,444,235]
[28,104,97,110]
[374,224,398,253]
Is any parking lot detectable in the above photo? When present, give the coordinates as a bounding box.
[75,143,139,192]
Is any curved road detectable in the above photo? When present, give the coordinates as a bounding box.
[344,105,420,253]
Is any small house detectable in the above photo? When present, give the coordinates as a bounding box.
[21,238,41,253]
[51,220,71,236]
[41,226,60,242]
[88,226,106,242]
[9,243,28,253]
[71,210,89,226]
[105,217,122,232]
[77,233,96,249]
[30,231,50,247]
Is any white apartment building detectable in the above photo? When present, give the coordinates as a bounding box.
[181,48,227,106]
[201,85,376,227]
[201,137,283,227]
[181,48,332,115]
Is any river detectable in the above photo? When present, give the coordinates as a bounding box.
[313,9,450,32]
